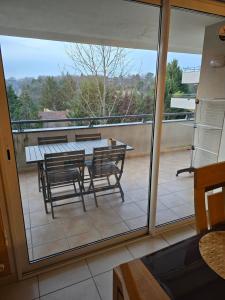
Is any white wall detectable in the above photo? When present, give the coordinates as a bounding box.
[194,20,225,167]
[198,21,225,99]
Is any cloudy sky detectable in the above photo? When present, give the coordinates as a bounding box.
[0,35,202,79]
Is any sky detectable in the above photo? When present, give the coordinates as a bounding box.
[0,35,202,79]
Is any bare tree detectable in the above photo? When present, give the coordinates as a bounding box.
[65,43,130,117]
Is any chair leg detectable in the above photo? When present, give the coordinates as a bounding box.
[37,162,41,192]
[81,177,86,192]
[87,169,98,207]
[47,188,55,219]
[82,170,87,191]
[77,180,86,212]
[115,174,125,202]
[50,201,54,219]
[41,175,48,214]
[107,176,110,186]
[90,178,98,207]
[50,203,54,219]
[73,181,77,193]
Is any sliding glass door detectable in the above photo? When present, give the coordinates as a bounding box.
[0,0,160,271]
[155,8,225,227]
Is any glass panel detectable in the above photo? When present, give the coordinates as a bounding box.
[0,1,160,261]
[156,8,225,226]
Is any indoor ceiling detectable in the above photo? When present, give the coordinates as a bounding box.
[0,0,224,53]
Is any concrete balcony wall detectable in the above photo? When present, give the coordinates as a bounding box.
[13,120,193,171]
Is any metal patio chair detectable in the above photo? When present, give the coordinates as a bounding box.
[75,132,102,188]
[42,150,86,218]
[37,135,68,192]
[86,144,127,207]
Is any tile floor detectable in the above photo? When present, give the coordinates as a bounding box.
[0,225,196,300]
[19,150,194,261]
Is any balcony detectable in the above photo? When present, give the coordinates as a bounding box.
[13,113,194,261]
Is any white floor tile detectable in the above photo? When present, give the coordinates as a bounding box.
[39,260,91,296]
[68,229,102,249]
[33,239,69,260]
[94,271,113,300]
[127,235,168,258]
[40,278,100,300]
[87,246,133,276]
[162,225,196,245]
[19,152,194,260]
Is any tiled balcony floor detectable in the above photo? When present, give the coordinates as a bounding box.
[19,150,194,261]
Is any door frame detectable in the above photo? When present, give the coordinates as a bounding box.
[0,160,16,281]
[136,0,225,16]
[0,0,225,277]
[0,50,27,277]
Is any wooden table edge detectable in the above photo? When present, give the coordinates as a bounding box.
[113,259,170,300]
[25,140,134,164]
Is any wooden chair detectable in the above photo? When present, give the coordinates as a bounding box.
[113,260,169,300]
[42,150,86,218]
[194,161,225,233]
[75,133,101,141]
[75,133,102,186]
[37,135,68,192]
[86,144,126,207]
[113,161,225,300]
[38,135,68,145]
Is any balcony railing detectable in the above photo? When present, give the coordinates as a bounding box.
[12,112,194,171]
[183,66,201,72]
[171,94,196,99]
[12,112,194,132]
[182,67,200,84]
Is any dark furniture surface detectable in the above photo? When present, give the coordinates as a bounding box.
[113,161,225,300]
[141,224,225,300]
[43,150,86,218]
[87,144,127,206]
[37,135,68,192]
[114,225,225,300]
[25,139,133,218]
[75,133,101,141]
[38,135,68,145]
[25,139,133,164]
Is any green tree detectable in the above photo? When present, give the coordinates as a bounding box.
[6,85,20,120]
[17,86,39,120]
[41,76,63,110]
[165,59,188,112]
[58,73,77,110]
[68,77,102,118]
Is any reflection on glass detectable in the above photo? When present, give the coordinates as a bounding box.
[1,1,160,261]
[156,9,224,226]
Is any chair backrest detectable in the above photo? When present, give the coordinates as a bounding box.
[75,133,101,141]
[44,150,85,178]
[194,161,225,233]
[38,135,68,145]
[92,144,126,174]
